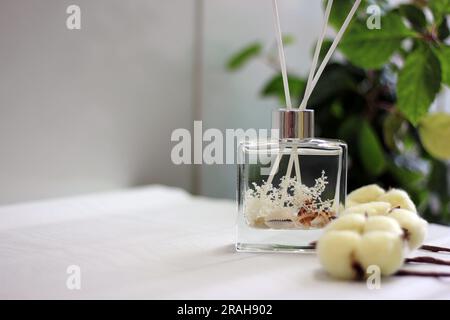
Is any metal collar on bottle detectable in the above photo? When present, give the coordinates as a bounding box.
[272,108,314,139]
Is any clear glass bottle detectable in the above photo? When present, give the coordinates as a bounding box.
[237,109,347,252]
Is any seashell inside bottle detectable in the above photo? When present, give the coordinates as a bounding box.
[236,108,348,252]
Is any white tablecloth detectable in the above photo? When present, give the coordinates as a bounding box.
[1,186,449,299]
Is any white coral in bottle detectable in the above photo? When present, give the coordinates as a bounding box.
[244,171,336,229]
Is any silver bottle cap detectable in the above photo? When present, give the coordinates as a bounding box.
[272,108,314,139]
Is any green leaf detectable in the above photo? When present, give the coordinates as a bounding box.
[261,74,306,103]
[382,112,404,151]
[438,17,450,41]
[388,156,426,187]
[339,12,415,69]
[414,189,430,216]
[327,0,392,30]
[428,159,450,200]
[307,63,358,106]
[330,101,344,119]
[419,113,450,160]
[397,46,442,125]
[436,45,450,86]
[338,116,360,145]
[327,0,369,30]
[318,39,333,62]
[398,4,427,32]
[327,0,355,30]
[430,0,450,25]
[358,121,387,176]
[282,34,295,46]
[226,43,262,71]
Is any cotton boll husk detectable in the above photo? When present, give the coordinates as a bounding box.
[389,208,428,250]
[342,201,391,216]
[355,231,405,276]
[346,184,385,207]
[363,216,403,236]
[325,214,366,233]
[317,230,362,280]
[377,189,417,212]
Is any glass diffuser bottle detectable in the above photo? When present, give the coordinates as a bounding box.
[236,108,347,252]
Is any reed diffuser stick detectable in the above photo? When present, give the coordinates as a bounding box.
[286,0,334,180]
[268,0,361,186]
[299,0,334,110]
[267,146,283,186]
[272,0,292,109]
[271,0,304,183]
[286,0,360,180]
[267,0,292,186]
[299,0,361,108]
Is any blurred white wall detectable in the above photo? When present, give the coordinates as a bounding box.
[0,0,194,203]
[0,0,332,203]
[1,0,445,204]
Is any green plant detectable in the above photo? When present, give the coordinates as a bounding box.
[227,0,450,224]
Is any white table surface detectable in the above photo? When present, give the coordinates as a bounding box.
[1,185,449,299]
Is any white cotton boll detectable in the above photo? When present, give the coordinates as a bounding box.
[389,208,417,218]
[317,230,362,280]
[377,188,417,212]
[325,214,366,233]
[346,199,359,207]
[346,184,386,207]
[342,201,391,216]
[389,208,428,250]
[363,216,403,236]
[355,231,405,276]
[317,184,429,280]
